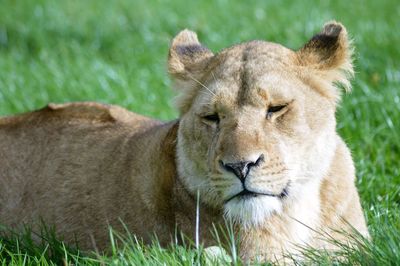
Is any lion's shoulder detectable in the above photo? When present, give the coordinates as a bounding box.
[45,102,119,122]
[44,102,143,123]
[0,102,155,128]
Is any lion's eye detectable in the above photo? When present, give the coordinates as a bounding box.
[266,105,286,119]
[202,113,220,123]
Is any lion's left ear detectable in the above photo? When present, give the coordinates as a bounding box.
[297,21,354,94]
[168,29,214,89]
[168,30,214,113]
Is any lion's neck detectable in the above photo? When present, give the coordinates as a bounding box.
[171,175,322,255]
[146,121,222,246]
[238,175,322,261]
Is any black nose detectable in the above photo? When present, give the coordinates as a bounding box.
[220,154,264,182]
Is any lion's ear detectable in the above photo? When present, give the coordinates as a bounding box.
[168,29,214,89]
[297,21,354,93]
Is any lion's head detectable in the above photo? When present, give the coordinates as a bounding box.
[168,22,353,227]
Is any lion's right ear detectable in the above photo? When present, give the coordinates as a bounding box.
[168,29,214,90]
[296,22,354,101]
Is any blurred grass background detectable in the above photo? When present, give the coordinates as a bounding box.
[0,0,399,264]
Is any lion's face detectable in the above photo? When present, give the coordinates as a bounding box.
[169,23,353,226]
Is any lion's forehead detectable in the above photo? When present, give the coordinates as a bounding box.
[210,41,296,75]
[198,71,303,112]
[198,43,303,108]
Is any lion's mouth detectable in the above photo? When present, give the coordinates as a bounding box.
[225,184,290,203]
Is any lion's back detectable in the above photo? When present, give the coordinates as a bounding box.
[0,102,158,128]
[0,102,161,236]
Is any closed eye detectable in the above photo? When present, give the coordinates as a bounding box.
[202,113,220,123]
[266,105,287,119]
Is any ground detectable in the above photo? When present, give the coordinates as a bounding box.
[0,0,399,265]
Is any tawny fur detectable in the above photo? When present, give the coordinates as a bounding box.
[0,22,368,262]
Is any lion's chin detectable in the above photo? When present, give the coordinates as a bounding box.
[223,195,283,228]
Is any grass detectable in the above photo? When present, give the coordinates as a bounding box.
[0,0,399,264]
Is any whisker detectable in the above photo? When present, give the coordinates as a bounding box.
[197,90,215,100]
[214,182,232,187]
[189,75,216,96]
[211,71,222,91]
[210,180,225,185]
[214,185,230,190]
[210,176,229,181]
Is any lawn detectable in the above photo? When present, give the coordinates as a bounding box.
[0,0,399,265]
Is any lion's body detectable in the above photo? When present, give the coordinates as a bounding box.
[0,103,177,249]
[0,22,368,262]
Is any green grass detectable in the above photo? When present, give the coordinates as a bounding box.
[0,0,399,264]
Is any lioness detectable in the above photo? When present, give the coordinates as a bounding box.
[0,22,368,261]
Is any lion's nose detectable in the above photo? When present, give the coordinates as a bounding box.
[219,154,264,182]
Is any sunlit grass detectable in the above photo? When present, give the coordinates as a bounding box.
[0,0,399,264]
